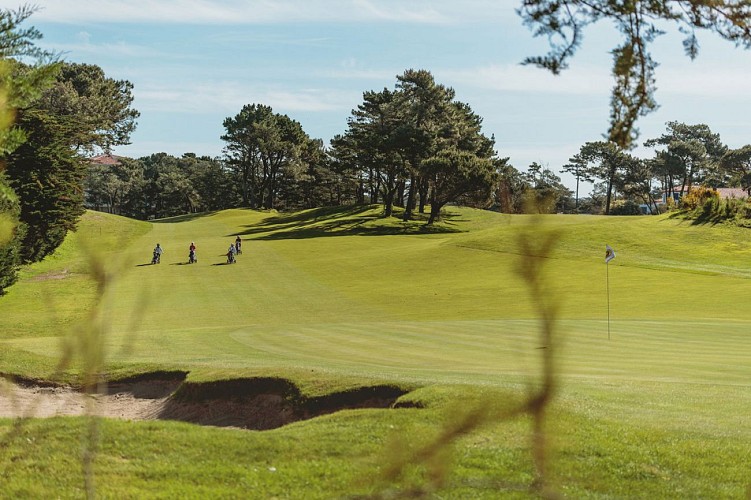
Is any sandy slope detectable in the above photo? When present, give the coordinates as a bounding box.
[0,378,180,421]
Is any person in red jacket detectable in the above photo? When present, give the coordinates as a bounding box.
[189,242,197,263]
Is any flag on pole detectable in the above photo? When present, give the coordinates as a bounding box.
[605,244,616,263]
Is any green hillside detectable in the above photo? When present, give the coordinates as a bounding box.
[1,207,750,497]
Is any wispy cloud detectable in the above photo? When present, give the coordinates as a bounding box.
[49,37,161,59]
[437,58,751,99]
[206,32,333,47]
[134,80,357,114]
[657,63,751,97]
[444,63,613,95]
[325,63,402,83]
[18,0,513,25]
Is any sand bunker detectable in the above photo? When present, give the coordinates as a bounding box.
[0,373,412,430]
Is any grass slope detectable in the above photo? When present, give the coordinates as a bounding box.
[1,206,750,497]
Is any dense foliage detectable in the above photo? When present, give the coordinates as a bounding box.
[329,69,510,223]
[85,70,558,222]
[0,6,60,293]
[6,61,138,262]
[7,103,86,261]
[86,153,239,219]
[0,7,139,292]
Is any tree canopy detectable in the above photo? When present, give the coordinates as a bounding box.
[6,61,139,262]
[331,69,503,223]
[0,5,60,292]
[519,0,751,149]
[644,121,726,194]
[221,104,314,210]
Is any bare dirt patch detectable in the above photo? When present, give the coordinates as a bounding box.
[28,268,73,282]
[0,374,413,430]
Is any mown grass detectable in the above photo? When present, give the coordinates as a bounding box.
[0,206,750,497]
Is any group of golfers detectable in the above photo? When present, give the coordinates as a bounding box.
[151,235,244,265]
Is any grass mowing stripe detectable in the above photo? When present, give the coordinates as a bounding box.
[3,208,751,497]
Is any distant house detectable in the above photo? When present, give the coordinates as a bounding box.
[638,200,664,215]
[638,186,749,215]
[661,186,749,205]
[89,153,123,166]
[715,187,749,199]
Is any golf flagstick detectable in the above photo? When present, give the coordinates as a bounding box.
[605,245,616,340]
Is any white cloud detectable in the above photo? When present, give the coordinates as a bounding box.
[74,31,91,44]
[444,63,613,96]
[134,81,357,114]
[437,56,751,100]
[657,63,751,97]
[51,39,160,59]
[12,0,514,25]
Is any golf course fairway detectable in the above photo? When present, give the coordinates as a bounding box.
[0,206,749,498]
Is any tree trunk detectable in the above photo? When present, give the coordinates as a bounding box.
[418,177,429,213]
[384,189,394,217]
[383,172,396,216]
[372,172,380,204]
[605,179,613,215]
[241,160,254,207]
[403,174,416,221]
[427,201,443,225]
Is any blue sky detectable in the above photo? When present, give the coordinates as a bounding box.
[5,0,751,191]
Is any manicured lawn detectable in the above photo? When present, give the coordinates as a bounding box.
[0,206,749,497]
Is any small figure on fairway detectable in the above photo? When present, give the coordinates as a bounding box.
[227,243,237,264]
[189,241,197,264]
[235,235,242,254]
[152,243,163,264]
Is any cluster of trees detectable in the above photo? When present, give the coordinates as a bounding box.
[329,69,505,224]
[87,69,576,224]
[522,0,751,217]
[562,121,751,215]
[217,71,515,225]
[86,153,236,219]
[0,6,138,293]
[85,145,345,220]
[221,104,337,210]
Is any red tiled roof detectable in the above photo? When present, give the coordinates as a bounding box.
[716,188,748,199]
[90,154,123,166]
[663,186,749,199]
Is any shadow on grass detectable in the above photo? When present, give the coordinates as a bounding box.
[229,205,463,241]
[151,210,221,224]
[666,210,726,226]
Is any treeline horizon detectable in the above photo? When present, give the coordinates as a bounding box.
[4,3,751,295]
[87,116,751,223]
